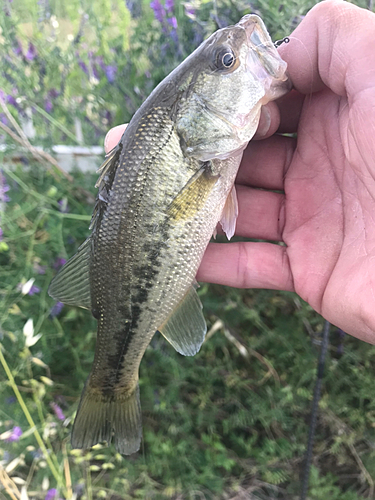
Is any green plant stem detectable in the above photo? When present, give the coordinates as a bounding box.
[26,358,61,473]
[86,463,93,500]
[0,346,65,493]
[32,103,82,145]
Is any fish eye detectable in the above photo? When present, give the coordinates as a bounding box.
[215,48,236,71]
[222,52,234,67]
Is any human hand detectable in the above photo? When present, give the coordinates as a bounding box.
[104,1,375,343]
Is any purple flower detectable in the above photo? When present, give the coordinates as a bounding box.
[150,0,165,23]
[78,60,89,75]
[44,99,53,113]
[50,402,65,421]
[28,284,41,295]
[45,489,58,500]
[25,42,38,61]
[13,39,23,56]
[44,89,59,113]
[53,257,67,270]
[50,301,64,318]
[184,5,196,18]
[0,113,8,125]
[165,0,174,12]
[97,56,106,71]
[0,170,10,203]
[0,228,3,242]
[6,95,18,109]
[105,65,117,84]
[49,88,59,99]
[92,63,100,80]
[167,16,177,29]
[58,198,69,213]
[7,426,22,442]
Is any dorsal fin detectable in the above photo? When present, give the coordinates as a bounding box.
[90,143,123,232]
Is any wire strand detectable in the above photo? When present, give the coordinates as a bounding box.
[300,320,331,500]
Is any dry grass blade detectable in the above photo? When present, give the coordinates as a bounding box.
[0,97,96,204]
[204,319,224,342]
[223,327,280,384]
[0,466,21,500]
[0,119,73,183]
[347,442,374,499]
[62,442,73,499]
[206,317,280,384]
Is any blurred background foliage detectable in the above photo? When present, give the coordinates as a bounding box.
[1,0,375,499]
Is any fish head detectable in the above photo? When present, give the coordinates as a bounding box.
[175,15,291,160]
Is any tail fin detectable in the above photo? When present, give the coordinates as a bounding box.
[71,382,142,455]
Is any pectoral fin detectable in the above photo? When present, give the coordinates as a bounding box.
[48,238,91,309]
[219,185,238,240]
[158,284,207,356]
[168,166,218,222]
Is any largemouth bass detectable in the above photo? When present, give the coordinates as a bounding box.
[49,14,290,455]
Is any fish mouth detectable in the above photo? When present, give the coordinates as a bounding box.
[263,70,292,101]
[238,14,291,84]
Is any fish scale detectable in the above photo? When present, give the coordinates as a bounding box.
[48,14,291,454]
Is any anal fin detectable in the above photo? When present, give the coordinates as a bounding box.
[158,284,207,356]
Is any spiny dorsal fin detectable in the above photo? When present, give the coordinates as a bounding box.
[48,238,92,309]
[158,284,207,356]
[90,143,122,232]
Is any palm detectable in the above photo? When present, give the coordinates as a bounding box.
[283,88,375,341]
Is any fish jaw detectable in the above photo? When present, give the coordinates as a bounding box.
[240,15,292,102]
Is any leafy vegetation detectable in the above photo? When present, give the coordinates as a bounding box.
[1,0,375,499]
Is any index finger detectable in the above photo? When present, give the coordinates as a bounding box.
[104,124,127,153]
[278,0,375,97]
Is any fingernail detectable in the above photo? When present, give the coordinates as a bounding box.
[104,124,125,153]
[256,106,271,137]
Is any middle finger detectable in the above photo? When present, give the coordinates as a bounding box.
[238,133,296,190]
[234,185,285,241]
